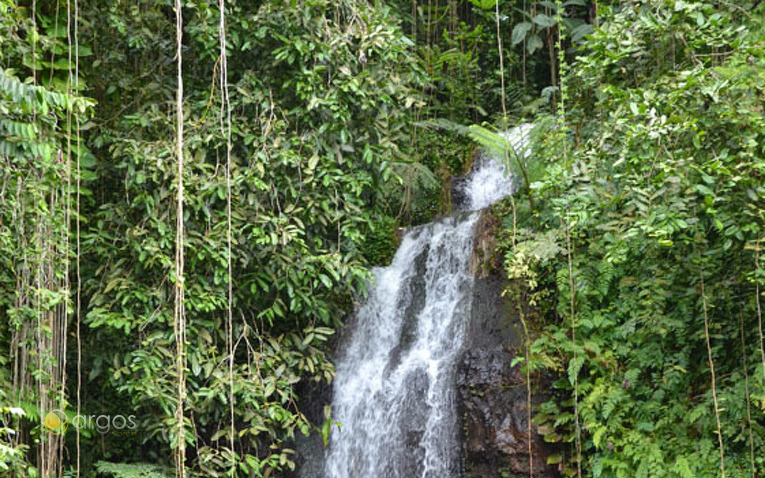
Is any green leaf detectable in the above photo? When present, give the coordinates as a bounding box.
[527,34,544,54]
[592,426,607,448]
[532,14,557,28]
[568,355,584,386]
[319,274,332,288]
[570,23,594,42]
[467,0,496,9]
[512,22,533,45]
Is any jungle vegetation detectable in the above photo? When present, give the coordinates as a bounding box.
[0,0,763,477]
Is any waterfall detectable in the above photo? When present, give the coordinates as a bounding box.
[323,126,529,478]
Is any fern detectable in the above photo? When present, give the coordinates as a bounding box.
[0,69,94,113]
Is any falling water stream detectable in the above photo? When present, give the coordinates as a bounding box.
[323,126,530,478]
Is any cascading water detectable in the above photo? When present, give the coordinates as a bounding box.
[462,122,532,211]
[323,125,530,478]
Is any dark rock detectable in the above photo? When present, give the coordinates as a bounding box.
[290,374,332,478]
[457,211,558,478]
[451,175,471,212]
[451,150,481,212]
[386,241,430,375]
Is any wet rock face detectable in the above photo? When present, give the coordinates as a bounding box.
[458,213,557,478]
[294,208,558,478]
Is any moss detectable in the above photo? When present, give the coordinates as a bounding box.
[360,215,400,267]
[470,208,504,278]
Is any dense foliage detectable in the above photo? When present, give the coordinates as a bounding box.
[82,2,422,473]
[2,0,428,475]
[498,1,765,476]
[1,0,764,477]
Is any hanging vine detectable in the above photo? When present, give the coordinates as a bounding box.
[74,0,83,474]
[173,0,187,475]
[555,1,581,475]
[738,311,755,478]
[756,241,765,384]
[218,0,236,474]
[697,247,725,478]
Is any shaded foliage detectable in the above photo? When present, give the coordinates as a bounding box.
[499,1,765,476]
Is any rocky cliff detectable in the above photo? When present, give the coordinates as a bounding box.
[459,211,557,478]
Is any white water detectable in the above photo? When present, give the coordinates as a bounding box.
[462,123,533,211]
[323,125,529,478]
